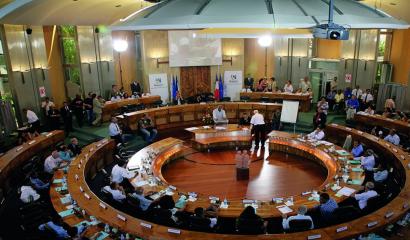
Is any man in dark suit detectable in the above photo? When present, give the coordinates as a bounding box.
[68,137,82,156]
[130,81,142,96]
[244,74,254,91]
[60,101,73,136]
[172,91,185,105]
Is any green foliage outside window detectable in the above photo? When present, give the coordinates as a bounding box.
[60,26,76,38]
[62,38,78,64]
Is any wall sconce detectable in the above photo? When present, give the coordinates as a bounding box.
[364,60,368,71]
[343,58,353,70]
[156,58,169,68]
[222,56,233,66]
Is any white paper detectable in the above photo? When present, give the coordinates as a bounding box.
[185,127,199,131]
[336,187,356,196]
[135,181,148,187]
[277,205,293,214]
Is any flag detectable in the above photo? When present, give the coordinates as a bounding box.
[175,75,179,95]
[171,75,176,100]
[219,73,224,101]
[214,74,220,101]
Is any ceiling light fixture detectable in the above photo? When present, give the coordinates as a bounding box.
[258,35,272,47]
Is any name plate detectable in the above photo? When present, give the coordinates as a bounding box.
[78,164,81,169]
[96,143,102,148]
[75,174,79,180]
[393,148,398,153]
[102,139,108,144]
[302,191,312,196]
[99,202,107,209]
[385,212,394,219]
[167,228,181,234]
[140,222,152,229]
[79,186,84,192]
[367,221,378,228]
[84,193,91,199]
[89,148,94,152]
[16,147,23,152]
[46,133,53,137]
[80,159,83,164]
[28,140,36,145]
[169,185,177,190]
[117,214,126,221]
[336,226,348,233]
[307,234,321,239]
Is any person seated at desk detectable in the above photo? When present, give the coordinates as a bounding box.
[384,129,400,145]
[250,110,266,148]
[149,195,180,227]
[273,86,282,93]
[68,137,82,156]
[29,172,49,191]
[142,92,151,97]
[189,207,218,230]
[354,181,378,210]
[239,112,251,125]
[138,114,158,143]
[23,108,40,137]
[268,77,277,92]
[131,187,154,211]
[351,141,364,157]
[111,161,136,187]
[173,91,185,105]
[58,145,73,161]
[283,80,294,93]
[346,95,359,120]
[236,206,266,234]
[256,78,267,92]
[38,216,70,239]
[110,95,122,102]
[20,185,40,204]
[103,182,126,203]
[241,86,252,93]
[360,149,376,171]
[282,205,314,231]
[306,127,325,141]
[384,97,396,112]
[316,193,338,222]
[131,81,142,97]
[109,117,123,144]
[44,150,69,175]
[364,105,375,115]
[360,89,374,110]
[212,105,229,124]
[373,164,389,184]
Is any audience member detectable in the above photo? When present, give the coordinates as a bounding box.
[306,127,325,141]
[283,80,293,93]
[343,87,352,102]
[346,95,359,120]
[23,108,40,136]
[60,101,73,136]
[41,97,55,117]
[108,117,123,144]
[212,105,229,124]
[44,150,69,175]
[330,77,338,91]
[68,137,82,156]
[138,113,158,143]
[384,129,400,145]
[317,96,329,115]
[384,97,396,112]
[352,85,362,99]
[326,91,336,111]
[360,89,373,110]
[92,94,103,126]
[334,89,344,113]
[354,182,378,210]
[364,105,374,115]
[71,94,84,128]
[250,110,265,148]
[299,77,311,93]
[282,205,314,230]
[316,193,338,222]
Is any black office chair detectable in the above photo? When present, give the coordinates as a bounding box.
[221,97,231,102]
[236,217,265,235]
[332,206,360,224]
[260,97,270,103]
[286,219,312,233]
[189,216,212,232]
[240,96,250,102]
[362,195,382,214]
[153,100,163,107]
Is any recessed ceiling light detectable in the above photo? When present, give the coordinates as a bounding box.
[390,2,397,5]
[115,4,122,7]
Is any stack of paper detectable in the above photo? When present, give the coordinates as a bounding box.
[336,187,356,197]
[277,205,293,214]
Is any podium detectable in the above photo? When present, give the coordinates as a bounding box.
[236,167,249,180]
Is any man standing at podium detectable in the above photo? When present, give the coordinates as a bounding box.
[213,105,229,124]
[250,110,265,148]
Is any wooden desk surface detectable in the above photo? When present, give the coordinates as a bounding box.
[0,130,64,192]
[354,113,410,136]
[240,92,311,112]
[64,127,410,239]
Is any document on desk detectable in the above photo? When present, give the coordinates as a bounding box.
[336,187,356,197]
[58,209,74,218]
[336,150,350,156]
[185,127,199,131]
[277,205,293,214]
[135,180,148,187]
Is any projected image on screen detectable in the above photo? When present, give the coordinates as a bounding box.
[168,31,222,67]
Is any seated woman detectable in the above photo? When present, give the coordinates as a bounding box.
[58,145,73,161]
[364,105,374,115]
[236,206,266,234]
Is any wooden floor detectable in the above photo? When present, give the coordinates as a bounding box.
[162,150,327,201]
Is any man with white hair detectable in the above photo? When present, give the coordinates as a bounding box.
[212,105,229,124]
[282,205,314,230]
[250,110,265,148]
[354,181,378,209]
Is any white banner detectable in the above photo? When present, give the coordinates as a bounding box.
[224,71,243,101]
[149,73,169,103]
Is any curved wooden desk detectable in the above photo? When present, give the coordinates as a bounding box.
[0,130,64,194]
[239,92,311,112]
[102,95,161,122]
[117,102,282,132]
[66,126,410,239]
[354,113,410,137]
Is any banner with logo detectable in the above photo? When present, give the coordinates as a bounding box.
[223,71,243,101]
[149,73,169,103]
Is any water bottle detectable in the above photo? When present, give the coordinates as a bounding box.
[104,224,110,233]
[223,198,228,206]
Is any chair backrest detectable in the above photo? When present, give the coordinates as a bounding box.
[333,206,360,224]
[287,219,312,232]
[363,195,382,214]
[237,217,264,234]
[126,194,141,210]
[189,216,211,232]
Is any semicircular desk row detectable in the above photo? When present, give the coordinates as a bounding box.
[116,102,282,132]
[58,124,410,240]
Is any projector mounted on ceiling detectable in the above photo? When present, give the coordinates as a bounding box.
[313,0,349,40]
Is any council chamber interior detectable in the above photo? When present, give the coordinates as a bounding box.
[0,0,410,239]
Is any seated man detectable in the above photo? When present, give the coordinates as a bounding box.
[360,149,376,171]
[282,205,314,230]
[111,161,137,187]
[306,127,325,141]
[103,182,126,203]
[38,216,70,239]
[351,141,364,157]
[58,145,73,161]
[173,91,185,105]
[138,114,158,143]
[239,112,251,125]
[373,164,389,183]
[384,129,400,146]
[354,182,378,210]
[212,105,229,124]
[68,137,82,156]
[131,187,154,211]
[189,207,218,230]
[109,117,123,144]
[316,193,338,222]
[20,185,40,203]
[29,172,49,191]
[44,150,70,175]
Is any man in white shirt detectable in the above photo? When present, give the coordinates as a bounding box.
[20,185,40,203]
[384,129,400,146]
[360,89,374,110]
[131,187,154,211]
[103,182,126,202]
[354,182,378,209]
[41,97,55,116]
[299,77,311,93]
[212,105,229,124]
[250,110,265,148]
[44,150,69,175]
[109,117,123,144]
[352,85,363,98]
[306,127,325,141]
[282,205,314,230]
[283,80,294,93]
[111,161,136,185]
[23,108,40,135]
[360,149,376,171]
[330,77,338,91]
